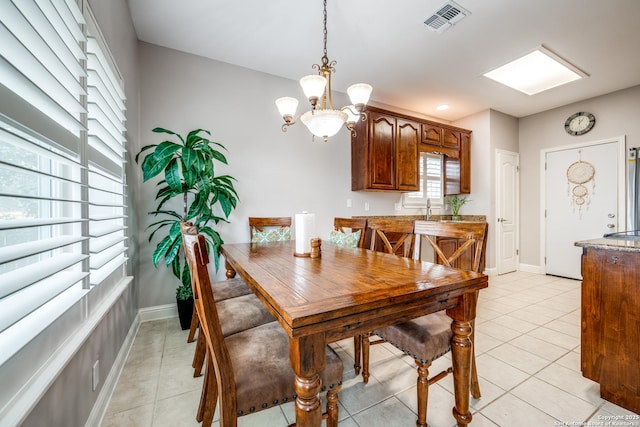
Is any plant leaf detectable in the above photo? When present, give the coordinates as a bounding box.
[152,127,185,144]
[164,158,183,193]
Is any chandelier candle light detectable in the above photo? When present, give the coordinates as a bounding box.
[275,0,372,142]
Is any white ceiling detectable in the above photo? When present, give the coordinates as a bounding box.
[127,0,640,121]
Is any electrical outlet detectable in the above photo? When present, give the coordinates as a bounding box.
[92,360,99,391]
[394,202,401,211]
[364,202,370,211]
[346,199,352,208]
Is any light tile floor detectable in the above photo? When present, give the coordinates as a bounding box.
[102,272,640,426]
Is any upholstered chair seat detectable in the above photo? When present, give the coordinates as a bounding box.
[227,322,343,417]
[374,312,453,364]
[216,294,275,337]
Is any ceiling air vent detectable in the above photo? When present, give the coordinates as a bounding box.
[424,1,470,33]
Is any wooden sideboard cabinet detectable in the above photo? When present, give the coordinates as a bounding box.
[351,107,419,191]
[580,245,640,414]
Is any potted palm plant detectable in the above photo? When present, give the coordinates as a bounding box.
[136,127,238,329]
[445,194,468,221]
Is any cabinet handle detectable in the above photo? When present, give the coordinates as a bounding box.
[608,256,619,264]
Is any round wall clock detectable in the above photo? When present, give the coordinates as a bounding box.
[565,112,596,136]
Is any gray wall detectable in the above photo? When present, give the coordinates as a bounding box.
[519,84,640,268]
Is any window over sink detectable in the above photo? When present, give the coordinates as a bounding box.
[403,152,443,208]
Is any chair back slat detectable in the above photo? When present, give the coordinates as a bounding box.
[182,228,238,417]
[413,220,488,273]
[333,217,368,248]
[249,217,292,233]
[367,218,415,258]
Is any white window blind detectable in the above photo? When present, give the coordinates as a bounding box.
[0,0,128,357]
[86,28,128,286]
[404,152,443,207]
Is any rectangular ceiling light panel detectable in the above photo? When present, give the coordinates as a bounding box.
[483,46,587,95]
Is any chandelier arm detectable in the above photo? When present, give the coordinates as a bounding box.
[281,114,301,132]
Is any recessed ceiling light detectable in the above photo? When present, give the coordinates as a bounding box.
[436,104,449,111]
[483,46,588,95]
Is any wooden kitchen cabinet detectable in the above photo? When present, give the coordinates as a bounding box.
[444,130,471,195]
[352,106,471,193]
[351,107,419,191]
[579,244,640,414]
[420,123,459,158]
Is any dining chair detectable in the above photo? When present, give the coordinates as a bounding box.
[182,227,344,427]
[367,218,416,257]
[357,218,416,378]
[362,220,488,427]
[331,217,368,248]
[249,216,292,242]
[180,223,275,379]
[187,217,292,373]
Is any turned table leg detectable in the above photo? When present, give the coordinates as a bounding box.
[224,259,236,279]
[290,333,325,427]
[447,291,478,427]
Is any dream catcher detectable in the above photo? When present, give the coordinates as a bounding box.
[566,150,595,218]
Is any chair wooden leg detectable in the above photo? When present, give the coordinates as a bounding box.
[362,332,371,384]
[325,388,340,427]
[416,360,431,427]
[187,308,199,343]
[353,335,362,375]
[470,320,481,398]
[192,330,205,377]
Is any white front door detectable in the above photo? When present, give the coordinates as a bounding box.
[496,150,519,274]
[544,140,622,279]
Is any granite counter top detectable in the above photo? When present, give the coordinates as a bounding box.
[354,214,486,222]
[575,237,640,252]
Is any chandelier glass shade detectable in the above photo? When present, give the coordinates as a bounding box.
[275,0,372,142]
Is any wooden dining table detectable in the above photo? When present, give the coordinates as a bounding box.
[221,240,488,427]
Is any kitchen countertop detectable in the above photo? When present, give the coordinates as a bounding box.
[575,236,640,252]
[354,214,487,222]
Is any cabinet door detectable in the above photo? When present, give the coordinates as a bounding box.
[443,128,461,150]
[420,124,443,148]
[435,237,475,270]
[368,112,395,190]
[444,132,471,195]
[460,132,471,193]
[396,119,420,191]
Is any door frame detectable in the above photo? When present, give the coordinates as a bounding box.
[495,149,520,275]
[539,136,626,275]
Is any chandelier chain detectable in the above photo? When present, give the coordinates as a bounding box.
[322,0,328,66]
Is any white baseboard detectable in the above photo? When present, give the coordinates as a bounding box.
[138,303,177,322]
[484,267,498,276]
[519,263,544,274]
[85,314,141,427]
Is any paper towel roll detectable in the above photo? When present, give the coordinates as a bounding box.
[295,212,315,255]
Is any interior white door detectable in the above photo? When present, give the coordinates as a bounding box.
[496,150,519,274]
[545,142,619,279]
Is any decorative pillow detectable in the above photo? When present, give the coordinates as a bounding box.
[251,226,291,242]
[328,229,361,248]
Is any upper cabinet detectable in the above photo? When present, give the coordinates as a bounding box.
[443,131,470,195]
[352,107,419,191]
[352,106,471,194]
[420,124,459,158]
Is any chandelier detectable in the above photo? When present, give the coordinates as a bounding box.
[275,0,372,142]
